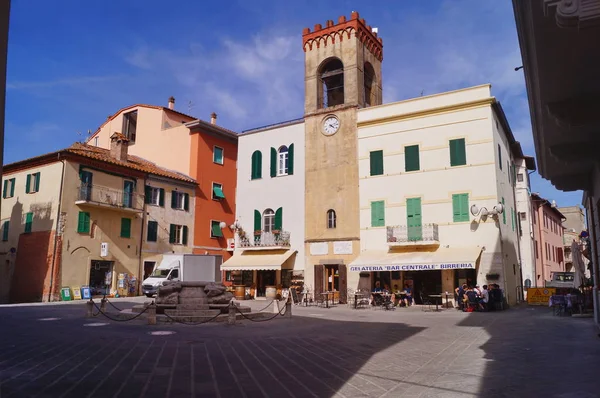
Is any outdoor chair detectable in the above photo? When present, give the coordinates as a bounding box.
[420,293,434,312]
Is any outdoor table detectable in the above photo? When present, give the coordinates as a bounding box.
[354,292,365,309]
[443,292,451,308]
[303,291,311,307]
[429,294,442,311]
[321,292,332,308]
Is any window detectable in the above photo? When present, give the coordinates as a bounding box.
[251,150,262,180]
[122,110,137,143]
[369,150,384,176]
[120,218,131,238]
[517,173,524,182]
[318,58,344,108]
[511,208,515,231]
[364,62,376,107]
[171,191,189,211]
[26,172,41,193]
[278,146,289,176]
[405,145,420,172]
[263,209,275,233]
[170,224,189,244]
[498,144,502,169]
[2,221,8,241]
[212,183,225,200]
[2,178,15,199]
[94,136,99,146]
[145,186,164,206]
[213,146,224,165]
[449,138,466,166]
[24,212,33,234]
[210,221,222,238]
[327,209,336,229]
[370,201,385,227]
[452,194,469,222]
[147,221,158,242]
[77,212,90,234]
[502,198,506,224]
[535,240,539,259]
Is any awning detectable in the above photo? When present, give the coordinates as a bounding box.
[221,250,297,271]
[349,247,483,272]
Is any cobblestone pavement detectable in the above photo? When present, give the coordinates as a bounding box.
[0,300,599,398]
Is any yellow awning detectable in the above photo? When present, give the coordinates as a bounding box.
[349,247,483,272]
[221,250,297,271]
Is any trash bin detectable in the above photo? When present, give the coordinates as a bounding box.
[60,287,72,301]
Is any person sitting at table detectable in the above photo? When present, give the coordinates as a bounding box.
[371,281,382,305]
[392,284,401,306]
[403,284,413,307]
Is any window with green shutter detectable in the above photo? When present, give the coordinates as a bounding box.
[2,221,9,241]
[212,183,225,200]
[77,212,90,233]
[370,201,385,227]
[251,150,262,180]
[213,146,224,164]
[270,147,277,178]
[182,225,188,245]
[449,139,466,166]
[406,198,423,241]
[254,210,262,232]
[288,144,294,175]
[370,150,384,176]
[274,207,283,231]
[25,172,41,193]
[169,224,176,243]
[211,220,223,237]
[502,197,506,224]
[120,218,131,238]
[452,194,470,222]
[147,220,158,242]
[3,178,15,199]
[498,144,502,170]
[511,208,515,231]
[405,145,420,172]
[24,212,33,233]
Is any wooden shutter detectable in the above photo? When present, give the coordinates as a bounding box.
[288,144,294,175]
[182,225,188,245]
[502,198,506,224]
[171,191,177,209]
[26,174,31,194]
[405,145,420,172]
[452,194,461,222]
[184,193,190,211]
[370,150,383,176]
[314,264,324,298]
[159,188,165,206]
[371,201,384,227]
[274,207,283,230]
[450,139,466,166]
[144,186,151,204]
[254,210,261,232]
[34,172,40,192]
[338,264,347,304]
[147,221,158,242]
[25,212,33,233]
[270,147,277,177]
[2,221,8,241]
[251,151,262,180]
[10,179,15,197]
[2,180,7,198]
[77,212,90,233]
[498,144,502,169]
[169,224,176,243]
[121,218,131,238]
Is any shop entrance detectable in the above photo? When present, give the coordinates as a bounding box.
[404,271,442,304]
[256,270,276,297]
[143,261,156,280]
[455,269,477,288]
[89,260,114,296]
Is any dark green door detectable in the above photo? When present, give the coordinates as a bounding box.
[407,198,422,241]
[123,181,134,208]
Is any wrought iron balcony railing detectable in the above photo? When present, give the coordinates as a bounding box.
[76,184,143,211]
[239,230,291,249]
[386,224,439,245]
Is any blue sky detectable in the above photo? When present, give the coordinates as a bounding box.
[5,0,583,207]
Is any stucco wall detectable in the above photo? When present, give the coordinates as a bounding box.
[515,158,536,287]
[234,121,305,271]
[534,201,565,283]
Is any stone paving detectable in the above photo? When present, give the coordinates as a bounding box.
[0,299,599,398]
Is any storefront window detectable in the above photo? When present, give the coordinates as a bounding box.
[242,271,253,286]
[281,270,293,288]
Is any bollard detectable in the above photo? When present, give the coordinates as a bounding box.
[100,298,107,313]
[272,300,280,314]
[227,301,236,326]
[285,298,292,319]
[147,302,157,325]
[86,299,94,318]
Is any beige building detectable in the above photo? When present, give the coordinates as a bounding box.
[0,134,195,302]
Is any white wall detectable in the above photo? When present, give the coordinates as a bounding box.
[235,121,306,271]
[515,158,536,287]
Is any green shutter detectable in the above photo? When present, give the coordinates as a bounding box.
[251,151,262,180]
[452,194,469,222]
[2,221,8,241]
[2,180,7,198]
[512,163,517,186]
[407,198,422,241]
[34,172,40,192]
[254,210,261,232]
[452,194,461,222]
[169,224,176,243]
[77,212,90,233]
[10,179,15,197]
[145,186,151,204]
[511,208,515,231]
[147,221,158,242]
[502,197,506,224]
[370,201,385,227]
[498,144,502,169]
[405,145,420,172]
[212,222,223,237]
[171,191,177,209]
[214,147,223,164]
[26,174,31,194]
[120,218,131,238]
[288,144,294,175]
[24,212,33,233]
[182,225,188,245]
[159,188,165,206]
[270,147,277,177]
[370,150,383,176]
[274,207,283,230]
[450,139,466,166]
[184,193,190,211]
[213,185,225,199]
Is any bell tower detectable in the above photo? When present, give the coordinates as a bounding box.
[302,12,383,296]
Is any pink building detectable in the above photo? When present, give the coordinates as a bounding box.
[531,193,566,285]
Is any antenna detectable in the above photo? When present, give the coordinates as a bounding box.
[187,100,195,114]
[420,90,424,96]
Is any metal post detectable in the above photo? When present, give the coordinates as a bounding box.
[285,296,292,319]
[86,299,93,317]
[227,301,236,325]
[100,297,107,313]
[147,302,156,325]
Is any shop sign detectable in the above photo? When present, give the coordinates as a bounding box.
[526,288,555,305]
[349,263,476,272]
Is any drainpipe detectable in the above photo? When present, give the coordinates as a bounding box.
[137,178,146,296]
[48,153,66,302]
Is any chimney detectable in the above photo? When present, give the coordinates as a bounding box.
[168,96,175,110]
[210,112,217,125]
[109,132,129,162]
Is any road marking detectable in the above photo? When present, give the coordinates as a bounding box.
[149,331,176,336]
[83,322,109,327]
[38,317,61,321]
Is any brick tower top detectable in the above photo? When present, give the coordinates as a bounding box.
[302,11,383,61]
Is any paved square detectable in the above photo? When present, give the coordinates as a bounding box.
[0,299,598,397]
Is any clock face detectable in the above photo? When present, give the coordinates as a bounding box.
[322,116,340,136]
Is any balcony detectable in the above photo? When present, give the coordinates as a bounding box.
[239,230,291,251]
[387,224,439,247]
[75,184,143,212]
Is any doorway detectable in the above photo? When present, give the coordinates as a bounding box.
[89,260,114,296]
[143,261,156,280]
[256,270,276,297]
[405,270,442,304]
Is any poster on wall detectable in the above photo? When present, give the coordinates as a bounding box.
[100,242,108,257]
[310,242,328,256]
[333,241,352,255]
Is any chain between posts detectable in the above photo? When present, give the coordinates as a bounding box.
[234,299,289,322]
[89,299,149,322]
